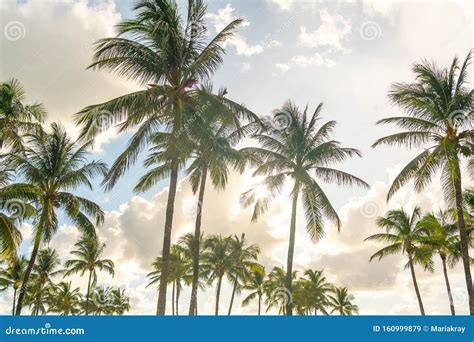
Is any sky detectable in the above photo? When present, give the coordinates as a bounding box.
[0,0,473,315]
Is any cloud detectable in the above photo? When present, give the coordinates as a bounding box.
[0,0,137,150]
[267,0,296,11]
[299,10,352,52]
[206,4,279,57]
[275,53,336,72]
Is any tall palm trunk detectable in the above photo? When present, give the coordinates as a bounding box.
[157,159,179,315]
[189,165,207,315]
[176,280,180,316]
[408,254,425,315]
[453,173,473,315]
[171,280,175,316]
[258,293,261,316]
[33,284,43,316]
[15,232,41,315]
[228,280,237,315]
[12,287,17,315]
[285,181,299,316]
[440,254,455,315]
[215,275,223,315]
[85,269,93,315]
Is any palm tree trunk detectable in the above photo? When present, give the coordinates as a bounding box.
[171,281,175,316]
[408,254,425,315]
[314,309,317,316]
[215,275,223,316]
[441,255,455,315]
[189,165,207,315]
[258,293,261,316]
[176,281,180,316]
[453,173,473,315]
[227,280,237,315]
[285,181,300,316]
[12,288,17,315]
[157,159,179,316]
[34,285,43,316]
[15,232,41,315]
[85,270,93,315]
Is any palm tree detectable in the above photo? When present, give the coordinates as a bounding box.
[242,101,368,315]
[295,269,333,315]
[0,123,107,315]
[28,248,63,315]
[90,286,113,315]
[241,264,266,315]
[0,256,27,314]
[147,245,191,315]
[75,0,244,315]
[177,232,206,315]
[201,234,234,315]
[181,86,257,316]
[372,52,474,314]
[365,207,431,315]
[418,211,463,315]
[47,281,82,315]
[263,266,297,315]
[0,167,35,260]
[226,233,260,315]
[64,235,115,315]
[110,288,130,315]
[328,287,359,316]
[0,78,46,151]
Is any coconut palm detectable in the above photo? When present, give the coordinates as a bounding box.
[110,288,130,315]
[75,0,244,315]
[372,52,474,314]
[0,123,107,315]
[241,264,266,315]
[241,101,368,315]
[226,233,260,315]
[147,245,191,315]
[0,256,27,314]
[263,266,296,315]
[365,207,431,315]
[47,281,82,315]
[201,234,234,315]
[28,248,63,315]
[64,235,115,315]
[0,204,35,261]
[295,269,333,315]
[89,286,113,315]
[418,211,465,315]
[328,287,359,316]
[180,86,258,315]
[0,78,46,151]
[177,232,206,315]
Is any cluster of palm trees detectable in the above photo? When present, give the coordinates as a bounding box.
[0,0,472,316]
[367,202,473,316]
[366,52,473,315]
[147,232,358,316]
[0,235,129,315]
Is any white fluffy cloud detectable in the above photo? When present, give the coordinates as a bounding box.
[206,4,280,57]
[299,10,352,53]
[0,0,137,149]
